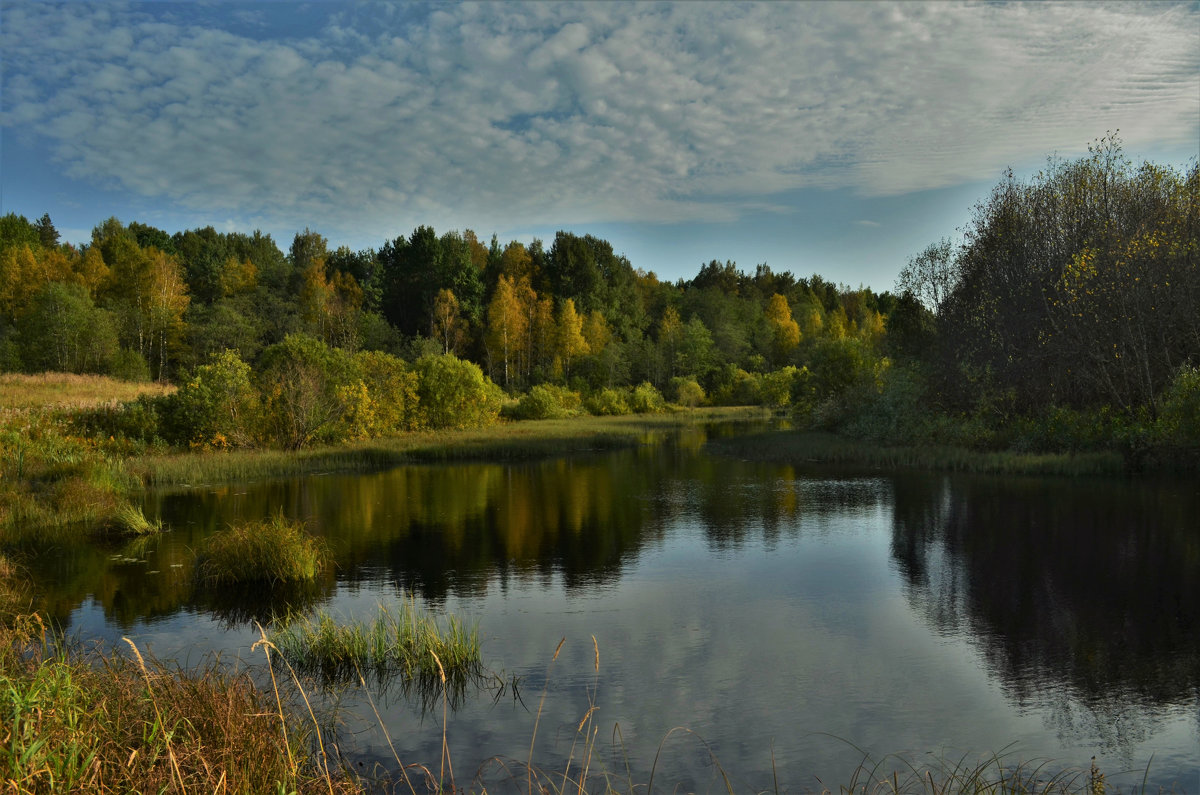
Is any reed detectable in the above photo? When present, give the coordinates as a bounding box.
[270,600,482,687]
[195,512,329,586]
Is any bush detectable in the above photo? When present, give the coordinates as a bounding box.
[69,395,163,448]
[585,388,631,416]
[108,348,151,383]
[352,350,420,435]
[257,334,358,449]
[512,384,582,420]
[1157,364,1200,446]
[158,349,258,448]
[671,377,706,408]
[629,382,666,414]
[413,353,504,430]
[760,366,800,409]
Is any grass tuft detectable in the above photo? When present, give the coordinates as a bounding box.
[196,512,329,586]
[270,600,482,688]
[104,503,164,536]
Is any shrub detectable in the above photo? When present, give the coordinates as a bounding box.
[512,384,582,420]
[257,334,358,449]
[760,366,800,409]
[108,348,151,383]
[353,350,420,434]
[195,513,328,586]
[413,353,504,430]
[1157,364,1200,446]
[69,395,163,447]
[585,387,631,416]
[629,382,666,414]
[671,377,706,408]
[158,349,258,448]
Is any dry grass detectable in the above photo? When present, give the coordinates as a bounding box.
[0,372,173,412]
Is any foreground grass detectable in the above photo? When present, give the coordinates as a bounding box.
[271,601,482,686]
[0,558,356,794]
[196,513,329,586]
[708,430,1128,477]
[0,372,173,412]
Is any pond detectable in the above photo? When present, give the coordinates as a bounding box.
[23,425,1200,791]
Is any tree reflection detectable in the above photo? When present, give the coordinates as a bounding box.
[890,472,1200,728]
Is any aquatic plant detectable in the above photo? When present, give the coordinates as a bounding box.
[104,503,163,536]
[270,600,481,687]
[195,512,328,586]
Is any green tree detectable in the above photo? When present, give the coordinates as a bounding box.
[18,282,118,373]
[160,349,258,447]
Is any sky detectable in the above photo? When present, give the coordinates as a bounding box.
[1,1,1197,290]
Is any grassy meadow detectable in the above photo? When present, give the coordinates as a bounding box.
[0,372,174,411]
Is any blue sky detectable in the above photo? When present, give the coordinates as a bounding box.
[2,1,1197,290]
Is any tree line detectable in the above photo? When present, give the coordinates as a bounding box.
[2,137,1196,458]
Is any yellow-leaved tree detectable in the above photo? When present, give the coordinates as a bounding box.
[764,293,800,366]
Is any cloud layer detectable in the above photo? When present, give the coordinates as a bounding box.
[2,1,1197,241]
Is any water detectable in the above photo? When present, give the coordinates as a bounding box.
[23,426,1200,791]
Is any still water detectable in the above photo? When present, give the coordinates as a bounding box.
[26,426,1200,791]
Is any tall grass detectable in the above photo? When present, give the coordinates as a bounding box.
[0,372,173,411]
[196,513,329,586]
[270,600,482,688]
[0,562,356,794]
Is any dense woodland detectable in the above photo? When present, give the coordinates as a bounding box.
[1,139,1197,461]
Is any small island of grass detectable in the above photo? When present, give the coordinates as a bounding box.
[196,513,329,586]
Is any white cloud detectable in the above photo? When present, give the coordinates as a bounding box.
[1,1,1196,242]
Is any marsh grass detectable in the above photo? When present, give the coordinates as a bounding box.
[196,513,329,586]
[0,633,356,793]
[103,503,164,536]
[270,601,482,690]
[708,430,1127,478]
[0,372,173,411]
[0,558,354,794]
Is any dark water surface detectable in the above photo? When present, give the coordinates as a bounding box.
[26,426,1200,791]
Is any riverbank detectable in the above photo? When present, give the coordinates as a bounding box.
[706,429,1132,477]
[127,406,770,489]
[0,400,767,544]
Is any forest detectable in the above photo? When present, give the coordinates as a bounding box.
[1,139,1196,465]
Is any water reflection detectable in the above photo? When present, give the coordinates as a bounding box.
[12,426,1198,787]
[890,473,1200,704]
